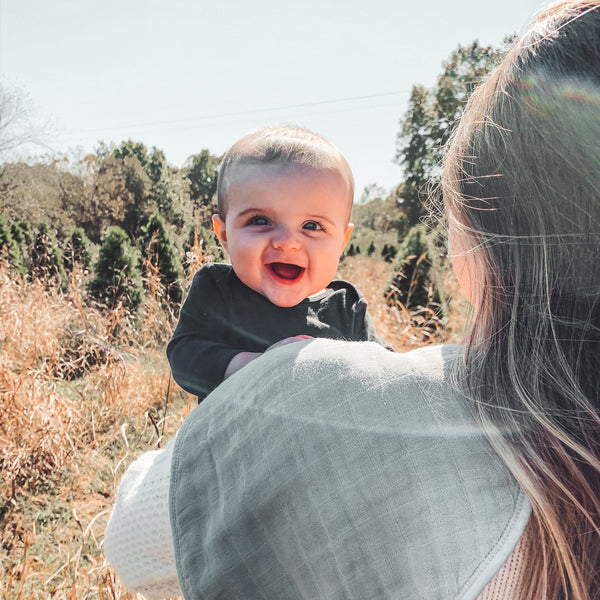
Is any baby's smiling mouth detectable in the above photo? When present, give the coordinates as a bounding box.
[268,262,305,281]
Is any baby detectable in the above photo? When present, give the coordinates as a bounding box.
[167,125,392,401]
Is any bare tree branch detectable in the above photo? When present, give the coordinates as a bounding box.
[0,84,54,160]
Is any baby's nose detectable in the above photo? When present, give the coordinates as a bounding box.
[271,227,301,250]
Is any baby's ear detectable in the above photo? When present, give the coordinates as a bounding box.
[342,223,354,249]
[212,214,228,249]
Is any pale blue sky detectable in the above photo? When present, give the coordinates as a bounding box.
[0,0,549,197]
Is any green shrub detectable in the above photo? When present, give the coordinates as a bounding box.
[0,215,24,273]
[138,213,183,304]
[10,220,34,275]
[89,226,143,311]
[30,223,68,290]
[63,227,93,272]
[381,243,398,263]
[386,225,443,312]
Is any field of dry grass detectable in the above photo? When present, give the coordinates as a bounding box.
[0,255,468,599]
[337,254,469,350]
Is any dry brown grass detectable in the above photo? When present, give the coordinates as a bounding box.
[337,254,468,351]
[0,263,193,599]
[0,253,468,598]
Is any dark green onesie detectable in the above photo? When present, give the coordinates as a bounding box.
[167,262,391,400]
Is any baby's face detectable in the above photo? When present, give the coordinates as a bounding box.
[213,163,353,307]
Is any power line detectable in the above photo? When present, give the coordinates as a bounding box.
[65,89,411,136]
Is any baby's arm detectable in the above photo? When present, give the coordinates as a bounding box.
[168,266,242,397]
[223,335,313,379]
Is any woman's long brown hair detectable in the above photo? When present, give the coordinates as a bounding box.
[442,2,600,597]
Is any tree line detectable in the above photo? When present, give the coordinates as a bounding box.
[0,141,224,310]
[358,40,509,315]
[0,39,508,315]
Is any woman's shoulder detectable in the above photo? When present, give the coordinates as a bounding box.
[173,340,530,599]
[271,340,465,408]
[200,340,469,429]
[289,338,463,375]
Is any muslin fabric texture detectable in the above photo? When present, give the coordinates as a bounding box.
[104,427,527,599]
[168,340,530,599]
[104,437,527,599]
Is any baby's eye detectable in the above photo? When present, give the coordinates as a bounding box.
[302,221,323,231]
[248,216,271,226]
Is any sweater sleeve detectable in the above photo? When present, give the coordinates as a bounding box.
[104,439,182,599]
[167,265,241,398]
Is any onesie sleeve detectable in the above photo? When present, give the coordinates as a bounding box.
[362,307,395,352]
[167,264,242,398]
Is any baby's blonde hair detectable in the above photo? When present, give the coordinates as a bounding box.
[216,126,354,219]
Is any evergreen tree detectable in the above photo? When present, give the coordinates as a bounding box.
[10,220,33,248]
[139,214,183,304]
[63,227,93,272]
[30,223,67,289]
[109,140,190,233]
[146,148,191,228]
[96,140,152,238]
[384,244,398,263]
[10,220,33,274]
[385,225,442,312]
[346,244,355,257]
[184,150,221,228]
[0,215,23,272]
[395,85,434,226]
[367,241,376,256]
[120,155,153,238]
[111,139,150,168]
[381,244,389,261]
[89,226,143,311]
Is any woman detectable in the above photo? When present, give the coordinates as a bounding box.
[105,2,600,598]
[443,1,600,596]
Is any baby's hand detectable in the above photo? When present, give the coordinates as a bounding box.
[223,351,262,379]
[224,336,313,379]
[266,335,313,352]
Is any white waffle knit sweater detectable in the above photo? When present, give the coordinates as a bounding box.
[105,438,182,599]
